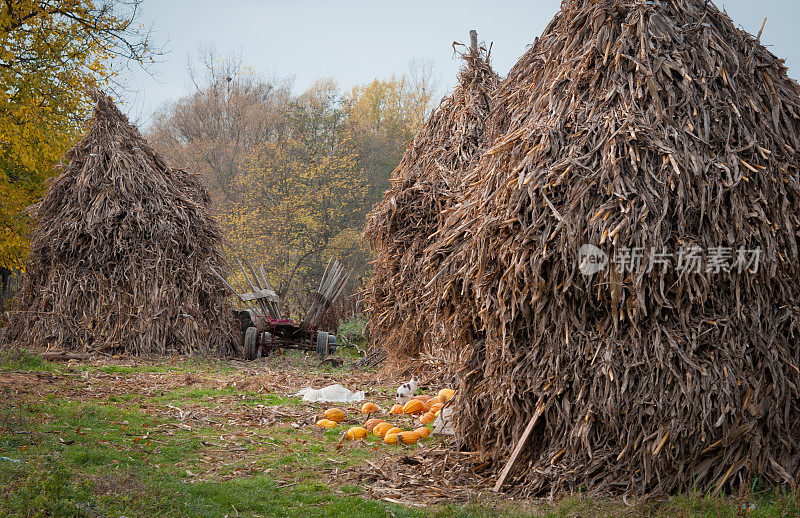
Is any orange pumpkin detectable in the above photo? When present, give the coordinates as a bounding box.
[316,419,336,429]
[324,408,346,423]
[397,431,422,445]
[389,404,404,415]
[419,412,435,424]
[438,389,455,402]
[373,422,394,437]
[361,402,379,414]
[403,399,426,415]
[384,432,399,445]
[414,427,431,439]
[365,418,385,432]
[346,426,368,440]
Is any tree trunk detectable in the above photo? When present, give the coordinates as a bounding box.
[0,267,10,310]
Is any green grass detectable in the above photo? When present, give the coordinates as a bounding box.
[0,347,238,376]
[97,364,173,375]
[151,385,303,408]
[671,489,800,517]
[337,313,369,357]
[0,398,421,517]
[1,454,421,518]
[0,348,56,372]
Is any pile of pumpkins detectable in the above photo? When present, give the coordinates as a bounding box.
[315,388,455,447]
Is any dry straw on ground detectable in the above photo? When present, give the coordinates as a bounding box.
[417,0,800,496]
[3,94,235,355]
[363,43,499,369]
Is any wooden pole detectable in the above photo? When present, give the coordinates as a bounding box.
[470,30,478,54]
[756,18,767,42]
[493,401,545,492]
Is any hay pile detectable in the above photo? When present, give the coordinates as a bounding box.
[3,95,234,355]
[363,43,499,365]
[425,0,800,496]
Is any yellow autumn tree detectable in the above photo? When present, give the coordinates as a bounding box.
[347,76,428,138]
[345,65,438,203]
[222,136,368,314]
[0,1,153,271]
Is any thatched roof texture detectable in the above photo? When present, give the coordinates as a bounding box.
[4,95,234,355]
[425,0,800,496]
[363,44,499,367]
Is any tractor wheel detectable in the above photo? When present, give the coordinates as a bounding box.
[327,334,338,355]
[256,332,272,359]
[243,327,258,361]
[316,331,329,358]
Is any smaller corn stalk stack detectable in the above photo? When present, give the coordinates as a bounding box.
[2,94,235,355]
[363,33,500,369]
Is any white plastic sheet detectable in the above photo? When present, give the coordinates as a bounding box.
[294,383,365,403]
[433,406,454,435]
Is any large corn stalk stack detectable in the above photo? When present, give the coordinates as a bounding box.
[363,35,499,368]
[3,94,235,355]
[426,0,800,496]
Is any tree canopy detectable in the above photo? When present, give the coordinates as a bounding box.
[0,0,154,269]
[150,52,438,315]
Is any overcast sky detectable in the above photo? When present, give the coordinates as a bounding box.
[121,0,800,128]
